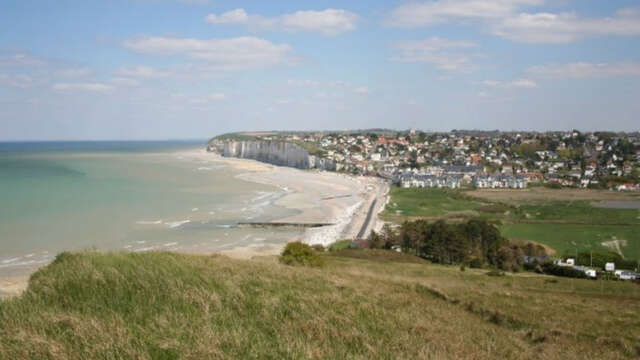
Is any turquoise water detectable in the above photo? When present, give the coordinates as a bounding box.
[0,141,300,275]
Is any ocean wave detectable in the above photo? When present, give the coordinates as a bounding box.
[136,220,163,225]
[163,242,179,247]
[133,246,157,253]
[166,220,191,229]
[192,208,199,212]
[215,224,232,229]
[0,258,51,269]
[1,257,21,265]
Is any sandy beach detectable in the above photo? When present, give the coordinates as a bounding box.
[0,149,389,298]
[181,149,390,249]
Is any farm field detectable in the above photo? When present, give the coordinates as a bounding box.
[500,223,640,260]
[383,187,497,221]
[384,187,640,260]
[469,187,640,204]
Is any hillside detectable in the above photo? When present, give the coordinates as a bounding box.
[1,251,639,359]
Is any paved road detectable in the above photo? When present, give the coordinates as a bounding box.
[356,199,377,239]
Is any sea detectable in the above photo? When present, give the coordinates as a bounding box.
[0,141,302,276]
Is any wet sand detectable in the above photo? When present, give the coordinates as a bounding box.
[0,149,389,298]
[183,149,390,248]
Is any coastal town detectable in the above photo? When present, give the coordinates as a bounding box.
[211,130,640,191]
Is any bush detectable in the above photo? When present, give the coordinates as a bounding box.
[328,240,352,252]
[280,242,324,267]
[541,263,587,279]
[486,270,505,277]
[469,258,484,269]
[311,244,325,252]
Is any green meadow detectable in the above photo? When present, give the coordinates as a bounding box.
[385,187,640,260]
[1,251,638,359]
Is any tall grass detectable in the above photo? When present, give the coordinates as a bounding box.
[1,251,638,359]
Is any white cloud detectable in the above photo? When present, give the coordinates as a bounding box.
[52,82,114,92]
[275,98,292,105]
[0,53,45,67]
[56,67,91,78]
[388,2,640,44]
[206,9,249,24]
[0,74,34,88]
[116,65,170,78]
[527,62,640,78]
[493,9,640,43]
[206,8,359,35]
[393,37,479,73]
[123,36,296,71]
[388,0,544,27]
[110,77,141,87]
[483,78,537,88]
[354,86,370,94]
[209,93,227,101]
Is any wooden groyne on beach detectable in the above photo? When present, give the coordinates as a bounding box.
[237,222,334,229]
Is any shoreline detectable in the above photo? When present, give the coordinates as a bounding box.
[0,148,390,298]
[182,149,390,248]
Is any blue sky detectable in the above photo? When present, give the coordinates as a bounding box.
[1,0,640,140]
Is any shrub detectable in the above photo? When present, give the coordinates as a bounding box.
[486,270,505,277]
[311,244,325,252]
[280,242,324,267]
[469,258,484,269]
[541,263,587,279]
[328,240,352,252]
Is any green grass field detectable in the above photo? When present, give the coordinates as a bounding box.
[385,187,640,260]
[384,187,494,219]
[516,201,640,225]
[500,223,640,260]
[1,251,639,359]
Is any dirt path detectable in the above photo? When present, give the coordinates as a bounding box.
[601,238,627,258]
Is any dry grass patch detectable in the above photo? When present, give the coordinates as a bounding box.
[0,251,638,359]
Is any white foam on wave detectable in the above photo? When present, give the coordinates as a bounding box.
[216,224,232,229]
[304,201,363,247]
[123,245,133,249]
[0,258,51,269]
[252,191,275,202]
[1,257,21,265]
[166,220,191,229]
[136,241,146,244]
[25,253,35,258]
[136,220,163,225]
[133,246,157,253]
[192,208,199,212]
[197,167,213,171]
[163,242,179,247]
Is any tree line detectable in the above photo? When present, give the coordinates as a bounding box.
[368,218,547,272]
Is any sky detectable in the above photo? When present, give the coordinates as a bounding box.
[1,0,640,140]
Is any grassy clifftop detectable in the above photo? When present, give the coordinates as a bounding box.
[1,251,639,359]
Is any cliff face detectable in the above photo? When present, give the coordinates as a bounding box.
[214,140,336,171]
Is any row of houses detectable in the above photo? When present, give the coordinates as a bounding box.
[395,169,527,189]
[397,174,463,189]
[472,175,528,189]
